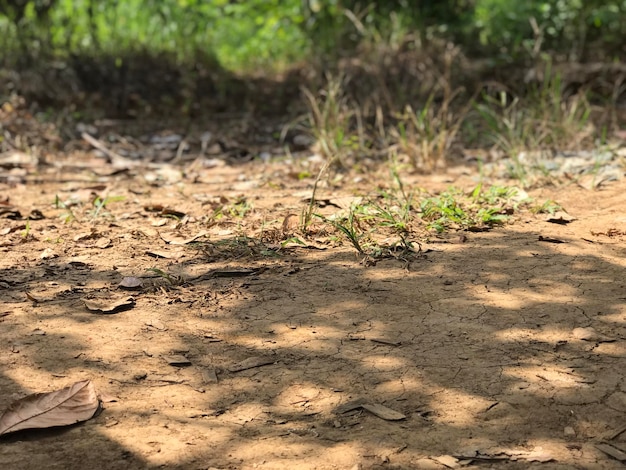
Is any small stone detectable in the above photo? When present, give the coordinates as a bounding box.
[564,426,576,437]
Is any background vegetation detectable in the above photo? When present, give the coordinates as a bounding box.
[2,0,624,68]
[0,0,625,173]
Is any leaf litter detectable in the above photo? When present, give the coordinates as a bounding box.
[0,381,100,435]
[0,113,625,468]
[82,296,136,313]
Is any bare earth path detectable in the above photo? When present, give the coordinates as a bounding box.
[0,158,625,469]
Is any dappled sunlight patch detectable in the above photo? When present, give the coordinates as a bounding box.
[372,378,409,396]
[428,388,495,426]
[503,364,585,391]
[272,382,339,415]
[228,325,345,355]
[101,418,236,466]
[221,402,270,427]
[93,393,244,464]
[592,342,626,357]
[473,291,525,309]
[427,298,487,321]
[599,311,626,325]
[1,126,625,470]
[315,301,370,316]
[495,326,572,345]
[394,376,427,394]
[360,354,409,373]
[478,286,578,307]
[227,440,362,469]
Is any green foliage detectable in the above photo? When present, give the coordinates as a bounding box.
[531,199,562,214]
[90,195,124,220]
[473,0,626,61]
[420,185,516,232]
[1,0,309,69]
[320,211,365,254]
[2,0,624,69]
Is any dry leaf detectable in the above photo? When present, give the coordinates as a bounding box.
[146,319,167,331]
[524,448,554,463]
[334,399,367,414]
[0,380,99,435]
[25,291,41,303]
[164,355,191,366]
[545,211,576,224]
[159,231,209,245]
[74,231,97,242]
[361,403,406,421]
[370,338,402,346]
[596,443,626,462]
[40,248,57,260]
[118,277,143,290]
[433,455,460,468]
[95,238,112,249]
[161,208,187,218]
[83,296,135,314]
[538,235,565,244]
[229,357,274,372]
[201,369,218,384]
[145,250,172,259]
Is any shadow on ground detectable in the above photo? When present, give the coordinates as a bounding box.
[0,172,624,469]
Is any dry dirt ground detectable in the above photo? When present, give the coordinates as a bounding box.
[0,152,625,470]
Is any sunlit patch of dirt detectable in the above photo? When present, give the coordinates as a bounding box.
[0,119,625,469]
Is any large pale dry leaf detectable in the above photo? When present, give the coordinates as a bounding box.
[0,380,99,435]
[159,231,209,245]
[83,296,135,313]
[118,276,144,290]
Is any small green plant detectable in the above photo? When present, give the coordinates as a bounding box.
[420,186,512,232]
[389,47,474,171]
[420,192,470,232]
[54,195,77,224]
[301,74,363,168]
[21,220,31,239]
[475,92,535,183]
[200,236,277,260]
[317,196,421,260]
[475,64,593,185]
[146,268,182,286]
[471,183,521,205]
[359,200,410,232]
[280,236,307,248]
[210,197,252,221]
[90,195,125,220]
[318,212,365,254]
[352,156,415,233]
[301,155,332,232]
[228,198,252,218]
[531,199,563,214]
